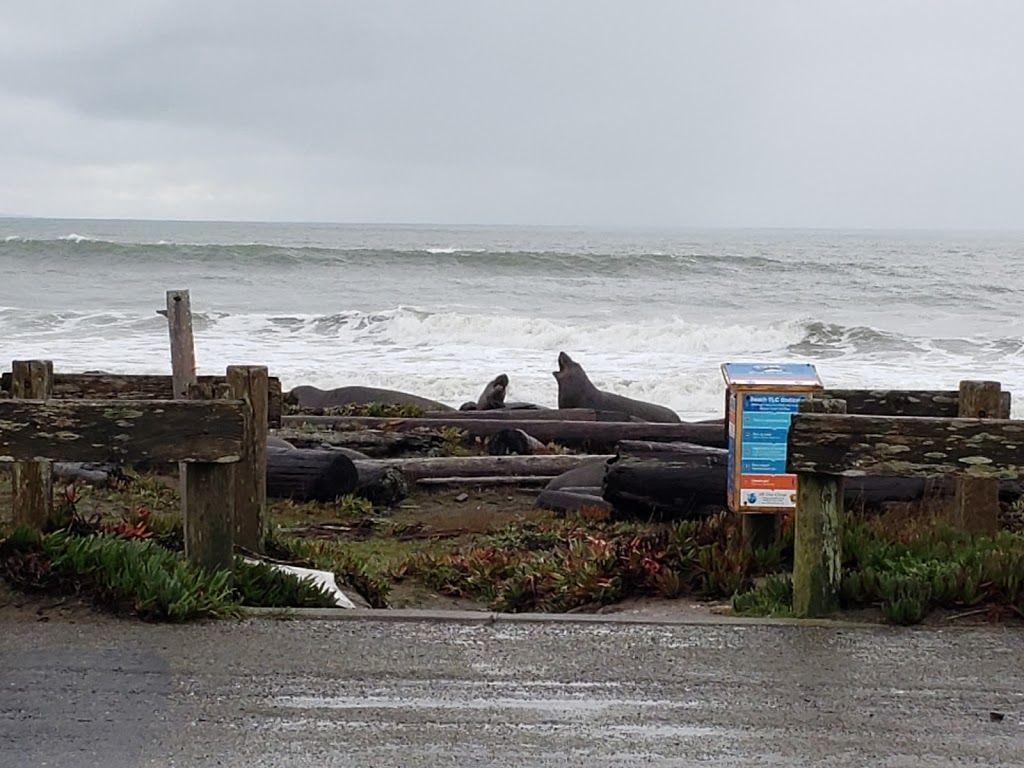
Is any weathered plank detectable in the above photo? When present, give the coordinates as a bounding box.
[228,365,268,552]
[0,373,284,428]
[0,400,245,464]
[818,388,1011,418]
[954,381,1002,534]
[11,361,54,529]
[787,413,1024,479]
[792,398,846,619]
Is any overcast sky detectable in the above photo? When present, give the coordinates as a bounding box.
[2,1,1022,228]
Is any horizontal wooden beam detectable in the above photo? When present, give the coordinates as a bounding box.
[0,399,245,464]
[282,415,727,449]
[0,372,282,427]
[416,408,632,422]
[787,413,1024,479]
[818,388,1011,418]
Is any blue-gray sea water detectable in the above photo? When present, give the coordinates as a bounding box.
[2,218,1022,419]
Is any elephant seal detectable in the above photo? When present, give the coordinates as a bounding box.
[459,374,509,411]
[266,436,296,450]
[552,352,681,423]
[287,385,454,412]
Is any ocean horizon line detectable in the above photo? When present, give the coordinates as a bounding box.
[2,215,1024,236]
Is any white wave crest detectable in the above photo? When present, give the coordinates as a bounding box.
[6,305,1024,420]
[58,233,95,243]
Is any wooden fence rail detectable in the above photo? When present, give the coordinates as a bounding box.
[817,388,1012,418]
[0,372,283,428]
[1,360,269,570]
[786,396,1024,618]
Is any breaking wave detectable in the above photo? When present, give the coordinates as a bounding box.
[3,305,1022,418]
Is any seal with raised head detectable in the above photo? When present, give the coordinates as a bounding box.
[552,351,681,423]
[460,373,509,411]
[287,385,454,412]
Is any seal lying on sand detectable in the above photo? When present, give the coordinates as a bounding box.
[552,352,681,423]
[287,385,454,412]
[459,374,509,411]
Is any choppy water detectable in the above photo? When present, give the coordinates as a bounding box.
[2,218,1022,418]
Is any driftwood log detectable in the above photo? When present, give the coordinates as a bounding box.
[423,408,632,421]
[602,447,730,521]
[599,439,1023,522]
[417,475,554,487]
[353,454,613,483]
[271,428,445,457]
[349,460,409,507]
[266,446,359,503]
[281,415,727,451]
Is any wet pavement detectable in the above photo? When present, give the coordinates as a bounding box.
[2,613,1024,766]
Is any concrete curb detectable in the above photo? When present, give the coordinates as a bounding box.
[239,605,886,630]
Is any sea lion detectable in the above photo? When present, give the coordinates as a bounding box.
[287,385,454,412]
[552,351,682,423]
[459,373,509,411]
[266,436,296,450]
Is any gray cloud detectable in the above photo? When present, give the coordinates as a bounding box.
[2,1,1023,227]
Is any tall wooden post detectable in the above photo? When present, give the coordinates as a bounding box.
[227,365,268,553]
[166,290,197,399]
[954,380,1002,535]
[792,397,847,619]
[10,360,54,529]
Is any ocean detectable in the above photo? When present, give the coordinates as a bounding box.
[2,218,1022,419]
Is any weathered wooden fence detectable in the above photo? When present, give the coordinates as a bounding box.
[739,381,1012,547]
[0,370,283,428]
[786,380,1022,618]
[0,360,269,570]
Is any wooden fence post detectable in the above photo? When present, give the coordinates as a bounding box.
[183,462,236,572]
[792,397,847,619]
[11,360,54,529]
[163,289,233,570]
[954,380,1002,535]
[227,365,268,553]
[166,290,197,399]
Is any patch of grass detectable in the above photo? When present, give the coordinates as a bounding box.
[36,530,239,622]
[839,513,1024,625]
[267,534,413,608]
[89,470,181,518]
[269,495,375,529]
[731,574,794,618]
[1,522,344,621]
[439,426,471,457]
[233,560,339,609]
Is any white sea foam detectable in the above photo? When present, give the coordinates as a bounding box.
[4,306,1023,419]
[4,221,1024,419]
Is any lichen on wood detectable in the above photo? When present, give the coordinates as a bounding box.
[788,414,1024,479]
[0,399,245,464]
